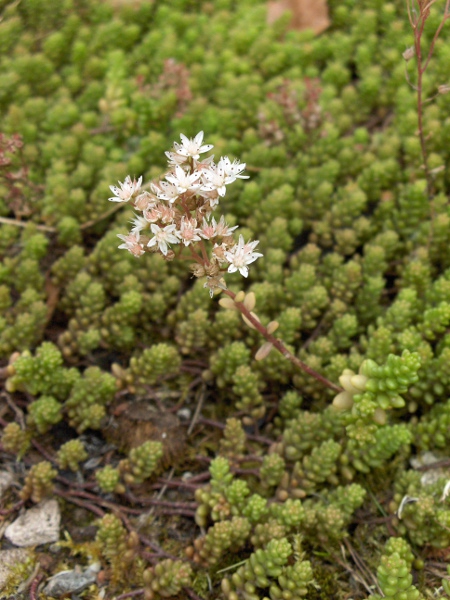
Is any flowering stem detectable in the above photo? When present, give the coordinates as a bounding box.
[222,289,343,393]
[407,0,450,203]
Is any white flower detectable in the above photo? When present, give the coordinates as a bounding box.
[159,203,177,224]
[109,176,142,203]
[147,223,179,256]
[117,231,145,257]
[199,216,238,240]
[143,205,162,223]
[153,180,180,203]
[165,151,189,167]
[201,158,247,197]
[165,165,201,194]
[214,215,239,237]
[218,156,249,181]
[224,235,263,278]
[130,214,148,233]
[176,217,202,246]
[196,186,220,211]
[173,131,213,161]
[201,163,229,197]
[134,191,156,211]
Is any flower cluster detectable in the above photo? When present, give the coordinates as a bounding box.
[109,132,262,295]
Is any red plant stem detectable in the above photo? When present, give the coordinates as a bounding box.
[222,289,342,393]
[54,489,105,517]
[408,0,450,202]
[423,0,450,71]
[0,499,24,516]
[31,439,56,463]
[29,572,44,600]
[125,494,197,510]
[113,590,144,600]
[152,478,204,491]
[412,5,432,198]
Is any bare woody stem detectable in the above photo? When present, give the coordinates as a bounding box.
[407,0,450,202]
[222,289,343,394]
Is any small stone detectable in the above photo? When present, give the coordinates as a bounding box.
[177,407,191,421]
[0,471,14,500]
[43,564,100,597]
[5,499,60,547]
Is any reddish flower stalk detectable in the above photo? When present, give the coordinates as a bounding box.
[222,288,342,393]
[109,131,342,393]
[406,0,450,200]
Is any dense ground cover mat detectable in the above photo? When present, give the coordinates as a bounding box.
[1,0,450,598]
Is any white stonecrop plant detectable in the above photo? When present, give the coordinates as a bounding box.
[109,131,263,296]
[108,132,342,394]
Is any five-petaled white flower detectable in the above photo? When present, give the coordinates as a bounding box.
[172,131,214,161]
[224,235,263,278]
[109,176,142,203]
[147,223,179,256]
[165,165,201,194]
[201,158,247,197]
[117,231,145,257]
[218,157,249,181]
[153,180,179,204]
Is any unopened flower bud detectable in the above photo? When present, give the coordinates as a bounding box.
[134,192,155,210]
[191,264,206,278]
[204,262,220,277]
[402,46,415,61]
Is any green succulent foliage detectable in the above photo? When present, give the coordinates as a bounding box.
[302,484,367,543]
[143,559,193,600]
[96,465,122,494]
[120,440,163,485]
[367,538,422,600]
[126,343,182,393]
[352,351,421,418]
[393,476,450,548]
[346,424,412,473]
[221,537,314,600]
[96,513,128,564]
[193,516,251,567]
[65,366,116,432]
[219,417,247,459]
[6,342,79,399]
[20,460,57,503]
[57,438,88,472]
[3,0,450,595]
[1,422,31,458]
[27,395,62,434]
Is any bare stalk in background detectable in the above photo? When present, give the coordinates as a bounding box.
[405,0,450,201]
